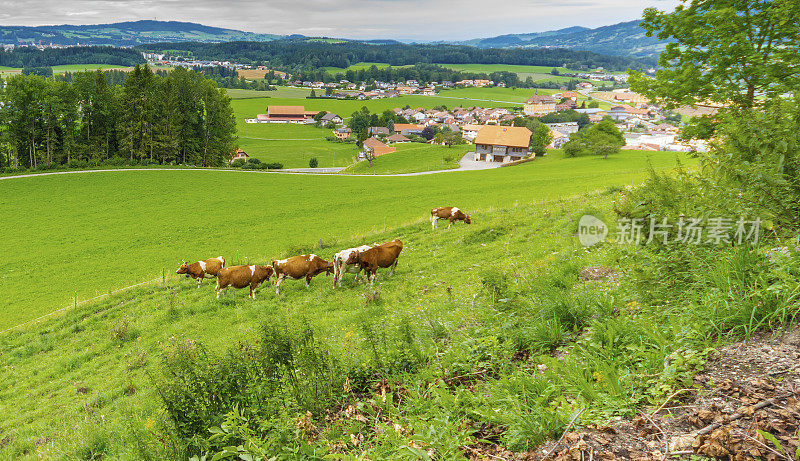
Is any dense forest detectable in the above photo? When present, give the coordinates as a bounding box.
[0,65,236,169]
[0,46,145,68]
[138,40,650,72]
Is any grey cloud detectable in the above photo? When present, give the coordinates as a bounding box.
[2,0,680,40]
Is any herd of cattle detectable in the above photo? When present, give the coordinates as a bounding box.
[175,207,472,298]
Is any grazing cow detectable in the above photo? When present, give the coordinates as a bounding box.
[272,254,334,294]
[332,245,372,287]
[430,207,471,229]
[176,256,226,287]
[215,265,274,299]
[349,239,403,285]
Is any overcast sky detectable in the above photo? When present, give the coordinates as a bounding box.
[0,0,681,41]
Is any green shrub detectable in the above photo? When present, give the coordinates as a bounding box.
[154,318,342,451]
[308,157,318,168]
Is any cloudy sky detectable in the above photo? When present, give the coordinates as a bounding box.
[0,0,681,41]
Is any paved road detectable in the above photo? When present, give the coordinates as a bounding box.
[0,153,503,181]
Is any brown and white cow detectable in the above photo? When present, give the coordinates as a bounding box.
[430,207,471,229]
[332,244,372,288]
[272,254,334,294]
[214,265,274,299]
[176,256,226,287]
[349,239,403,285]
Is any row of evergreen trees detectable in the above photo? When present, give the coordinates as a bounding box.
[0,65,237,169]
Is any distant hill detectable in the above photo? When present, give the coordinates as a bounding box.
[449,21,669,58]
[0,20,282,46]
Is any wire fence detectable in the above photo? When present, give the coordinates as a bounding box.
[0,272,170,336]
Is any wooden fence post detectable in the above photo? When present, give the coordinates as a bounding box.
[236,249,239,265]
[73,291,77,309]
[384,217,387,232]
[319,238,322,249]
[162,268,165,283]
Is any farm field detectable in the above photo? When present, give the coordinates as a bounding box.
[341,143,470,175]
[0,150,692,332]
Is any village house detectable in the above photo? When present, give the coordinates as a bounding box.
[523,94,558,116]
[393,123,424,136]
[548,130,569,149]
[333,127,352,140]
[386,133,410,143]
[362,137,397,157]
[555,91,580,101]
[473,125,532,163]
[461,124,484,142]
[320,112,342,124]
[545,122,580,137]
[369,126,390,136]
[230,148,249,163]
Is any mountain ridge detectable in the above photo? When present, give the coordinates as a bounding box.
[0,19,667,58]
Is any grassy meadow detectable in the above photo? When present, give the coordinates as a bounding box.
[0,190,619,459]
[0,150,691,332]
[342,143,471,175]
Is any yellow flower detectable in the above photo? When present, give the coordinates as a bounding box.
[144,418,154,430]
[592,371,603,382]
[344,330,354,339]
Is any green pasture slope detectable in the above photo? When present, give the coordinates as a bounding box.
[342,143,470,175]
[0,188,624,459]
[0,150,692,332]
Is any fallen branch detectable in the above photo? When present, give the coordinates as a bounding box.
[695,393,790,436]
[543,408,585,459]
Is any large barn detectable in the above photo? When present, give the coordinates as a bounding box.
[256,106,318,123]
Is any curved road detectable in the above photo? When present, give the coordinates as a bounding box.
[0,153,501,181]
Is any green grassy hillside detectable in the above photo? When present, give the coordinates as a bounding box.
[342,144,469,175]
[0,191,621,459]
[0,151,690,332]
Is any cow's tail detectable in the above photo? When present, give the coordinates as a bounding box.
[219,256,226,267]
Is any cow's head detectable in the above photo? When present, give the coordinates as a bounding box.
[345,251,361,265]
[464,215,472,224]
[176,261,189,275]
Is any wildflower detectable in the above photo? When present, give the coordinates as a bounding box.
[144,418,154,430]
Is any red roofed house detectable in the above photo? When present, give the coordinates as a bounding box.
[362,137,397,157]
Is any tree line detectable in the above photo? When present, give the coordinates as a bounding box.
[0,46,145,68]
[0,65,237,169]
[295,63,528,87]
[138,39,649,72]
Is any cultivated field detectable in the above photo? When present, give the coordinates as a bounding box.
[0,150,691,332]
